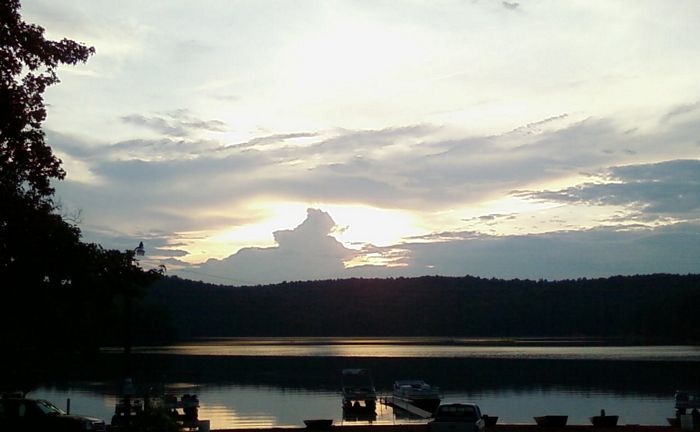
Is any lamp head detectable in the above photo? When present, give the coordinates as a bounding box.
[135,241,145,256]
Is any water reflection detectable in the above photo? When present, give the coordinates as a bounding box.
[32,382,676,430]
[106,340,700,361]
[15,341,700,430]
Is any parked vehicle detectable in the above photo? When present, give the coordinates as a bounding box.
[429,403,485,432]
[0,394,106,431]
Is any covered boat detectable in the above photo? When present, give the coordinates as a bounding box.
[341,369,377,410]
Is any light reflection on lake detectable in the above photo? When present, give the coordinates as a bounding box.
[103,338,700,361]
[30,339,700,430]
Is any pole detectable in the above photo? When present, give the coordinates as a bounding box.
[123,291,133,424]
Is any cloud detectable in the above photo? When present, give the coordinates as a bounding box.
[502,2,520,10]
[519,159,700,222]
[55,113,699,226]
[367,222,700,280]
[188,209,357,284]
[221,132,320,151]
[463,213,517,224]
[662,101,700,123]
[121,110,226,137]
[505,113,569,136]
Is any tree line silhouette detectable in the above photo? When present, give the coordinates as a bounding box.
[149,273,700,343]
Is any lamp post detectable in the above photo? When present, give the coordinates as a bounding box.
[124,241,144,371]
[120,242,144,426]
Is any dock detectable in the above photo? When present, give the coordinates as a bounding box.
[379,396,433,419]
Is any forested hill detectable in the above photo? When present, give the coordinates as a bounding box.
[147,274,700,343]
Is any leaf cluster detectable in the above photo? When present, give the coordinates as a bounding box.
[1,0,94,202]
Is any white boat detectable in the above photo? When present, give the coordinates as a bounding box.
[341,368,377,410]
[392,379,441,413]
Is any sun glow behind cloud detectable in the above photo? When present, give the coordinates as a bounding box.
[323,204,424,248]
[175,202,426,265]
[173,202,308,264]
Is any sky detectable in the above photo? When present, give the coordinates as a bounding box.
[22,0,700,285]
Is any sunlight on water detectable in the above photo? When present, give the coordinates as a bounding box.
[199,403,278,429]
[106,338,700,361]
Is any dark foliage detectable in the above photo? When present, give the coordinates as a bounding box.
[1,1,167,355]
[1,0,94,202]
[150,274,700,343]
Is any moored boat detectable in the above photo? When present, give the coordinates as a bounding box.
[304,419,333,429]
[392,380,442,413]
[590,409,618,427]
[341,369,377,410]
[534,415,568,427]
[590,415,619,427]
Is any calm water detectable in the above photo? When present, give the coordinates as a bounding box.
[26,339,700,429]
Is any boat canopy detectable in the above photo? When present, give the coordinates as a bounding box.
[675,391,700,410]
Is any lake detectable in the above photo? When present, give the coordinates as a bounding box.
[22,339,700,429]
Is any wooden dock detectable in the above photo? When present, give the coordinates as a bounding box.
[380,396,433,419]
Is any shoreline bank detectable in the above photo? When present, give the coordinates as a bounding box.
[213,425,676,432]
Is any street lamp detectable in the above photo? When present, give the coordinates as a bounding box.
[119,242,144,427]
[134,241,145,257]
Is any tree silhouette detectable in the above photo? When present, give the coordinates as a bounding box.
[1,0,94,203]
[1,1,165,354]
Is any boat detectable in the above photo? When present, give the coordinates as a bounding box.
[676,390,700,411]
[590,415,618,427]
[672,391,700,429]
[392,380,442,413]
[304,419,333,429]
[534,415,568,427]
[483,415,499,428]
[341,368,377,410]
[111,379,203,430]
[590,410,618,427]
